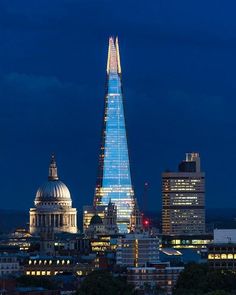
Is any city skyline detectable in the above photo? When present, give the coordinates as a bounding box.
[1,2,236,294]
[1,0,236,211]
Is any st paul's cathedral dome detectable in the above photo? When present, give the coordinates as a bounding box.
[29,155,77,239]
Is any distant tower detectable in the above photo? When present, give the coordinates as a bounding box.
[130,199,143,233]
[29,155,77,252]
[93,37,137,233]
[104,200,118,234]
[162,153,205,235]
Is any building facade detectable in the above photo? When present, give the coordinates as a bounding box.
[0,254,20,276]
[29,155,77,252]
[130,199,143,233]
[83,205,106,232]
[24,256,92,276]
[116,233,159,267]
[93,37,138,233]
[162,153,205,235]
[83,201,118,236]
[208,243,236,270]
[161,234,213,249]
[208,229,236,270]
[127,262,184,295]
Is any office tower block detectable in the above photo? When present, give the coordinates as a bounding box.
[162,153,205,235]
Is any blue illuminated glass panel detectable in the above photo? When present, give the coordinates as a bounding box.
[94,37,135,233]
[95,72,134,233]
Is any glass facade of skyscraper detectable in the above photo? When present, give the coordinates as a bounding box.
[94,37,134,233]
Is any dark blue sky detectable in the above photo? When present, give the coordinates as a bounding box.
[0,0,236,211]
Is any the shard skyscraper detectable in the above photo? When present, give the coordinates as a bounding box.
[93,37,135,233]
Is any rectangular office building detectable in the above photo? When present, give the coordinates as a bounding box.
[162,153,205,235]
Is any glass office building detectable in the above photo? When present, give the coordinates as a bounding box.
[94,37,135,233]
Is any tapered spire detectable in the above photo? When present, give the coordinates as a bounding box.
[48,154,59,181]
[94,37,134,233]
[106,36,121,74]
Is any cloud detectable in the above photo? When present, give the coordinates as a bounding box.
[1,73,68,98]
[0,72,102,142]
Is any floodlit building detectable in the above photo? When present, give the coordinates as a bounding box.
[93,37,140,233]
[29,155,77,253]
[162,153,205,236]
[116,233,159,267]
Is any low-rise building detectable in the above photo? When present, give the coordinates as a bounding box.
[161,233,213,249]
[24,256,93,276]
[0,253,20,276]
[208,229,236,270]
[127,262,184,295]
[53,233,91,256]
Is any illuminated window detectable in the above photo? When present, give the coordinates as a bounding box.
[67,260,70,265]
[44,260,47,265]
[49,260,52,265]
[31,271,35,275]
[62,260,65,265]
[57,260,60,265]
[228,254,233,259]
[29,260,32,265]
[26,271,30,275]
[41,271,46,275]
[221,254,227,259]
[208,254,215,260]
[46,271,51,275]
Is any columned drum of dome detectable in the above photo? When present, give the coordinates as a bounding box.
[94,37,135,233]
[29,155,77,236]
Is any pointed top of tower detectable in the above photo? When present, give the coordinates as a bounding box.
[48,154,59,181]
[106,36,121,74]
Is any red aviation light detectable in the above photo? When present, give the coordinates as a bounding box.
[143,218,150,227]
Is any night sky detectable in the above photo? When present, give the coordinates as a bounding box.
[0,0,236,211]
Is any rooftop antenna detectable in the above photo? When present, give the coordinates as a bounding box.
[142,182,149,214]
